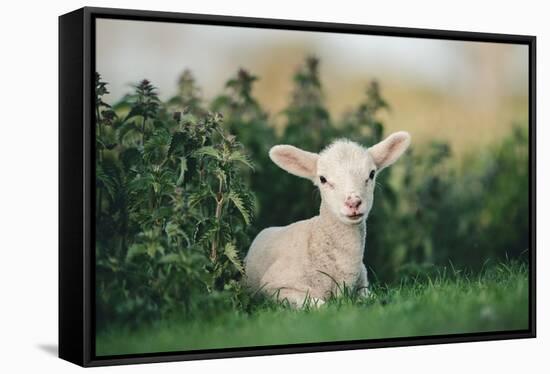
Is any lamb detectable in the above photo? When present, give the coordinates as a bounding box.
[244,131,411,307]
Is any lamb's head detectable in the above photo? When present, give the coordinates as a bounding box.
[269,131,411,225]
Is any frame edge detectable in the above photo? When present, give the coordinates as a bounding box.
[65,5,537,367]
[59,7,86,367]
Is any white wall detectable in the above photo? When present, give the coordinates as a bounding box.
[0,0,546,372]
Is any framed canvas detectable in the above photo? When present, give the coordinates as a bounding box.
[59,6,536,367]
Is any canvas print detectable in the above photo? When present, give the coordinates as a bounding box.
[94,18,530,356]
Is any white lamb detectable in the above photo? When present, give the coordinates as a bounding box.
[244,131,411,307]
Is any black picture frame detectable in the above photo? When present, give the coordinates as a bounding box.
[59,6,537,367]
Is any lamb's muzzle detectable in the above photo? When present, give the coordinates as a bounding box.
[345,195,362,209]
[244,132,411,308]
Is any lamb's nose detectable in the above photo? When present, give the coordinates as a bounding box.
[345,196,362,209]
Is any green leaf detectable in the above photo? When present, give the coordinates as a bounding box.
[227,191,251,225]
[143,129,171,164]
[124,105,144,122]
[117,120,140,145]
[224,242,244,274]
[165,221,191,246]
[159,253,180,264]
[214,167,227,189]
[152,182,161,194]
[188,189,210,208]
[126,243,147,261]
[165,221,183,238]
[197,225,218,246]
[120,147,142,170]
[128,173,155,194]
[194,218,219,246]
[96,163,117,202]
[168,132,187,156]
[147,243,164,258]
[177,157,187,186]
[228,151,254,170]
[193,146,222,160]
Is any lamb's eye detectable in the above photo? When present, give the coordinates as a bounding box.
[319,176,327,184]
[369,170,375,180]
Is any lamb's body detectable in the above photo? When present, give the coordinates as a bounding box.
[245,202,368,305]
[244,133,410,307]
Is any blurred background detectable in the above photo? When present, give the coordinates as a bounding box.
[94,18,530,329]
[97,19,528,155]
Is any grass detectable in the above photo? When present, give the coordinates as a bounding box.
[96,262,529,356]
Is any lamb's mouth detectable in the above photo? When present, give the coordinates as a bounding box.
[346,213,364,220]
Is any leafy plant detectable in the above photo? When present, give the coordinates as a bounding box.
[95,56,529,329]
[95,74,255,327]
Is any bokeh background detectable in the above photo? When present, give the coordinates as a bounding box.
[97,19,528,155]
[94,18,530,342]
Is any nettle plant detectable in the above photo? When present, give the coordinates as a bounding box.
[95,73,255,325]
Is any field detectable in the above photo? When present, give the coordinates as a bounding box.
[96,262,528,356]
[94,54,530,357]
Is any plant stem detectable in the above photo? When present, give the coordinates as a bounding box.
[210,179,224,262]
[141,116,146,146]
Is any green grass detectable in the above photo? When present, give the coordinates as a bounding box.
[96,263,529,356]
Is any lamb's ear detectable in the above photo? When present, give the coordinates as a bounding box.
[368,131,411,170]
[269,145,319,179]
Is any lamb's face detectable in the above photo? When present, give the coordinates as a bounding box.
[315,141,377,225]
[269,132,411,226]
